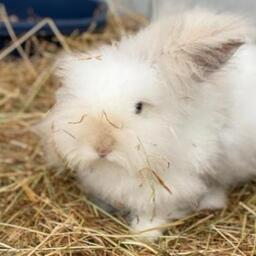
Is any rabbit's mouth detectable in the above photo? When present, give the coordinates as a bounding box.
[90,151,132,173]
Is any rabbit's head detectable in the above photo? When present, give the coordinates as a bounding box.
[37,51,178,175]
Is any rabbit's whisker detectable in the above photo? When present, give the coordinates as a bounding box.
[61,129,77,140]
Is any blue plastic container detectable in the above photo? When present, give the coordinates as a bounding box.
[0,0,107,37]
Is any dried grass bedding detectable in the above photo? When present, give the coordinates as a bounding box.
[0,10,255,256]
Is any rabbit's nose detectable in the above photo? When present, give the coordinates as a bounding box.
[95,135,115,158]
[96,147,112,158]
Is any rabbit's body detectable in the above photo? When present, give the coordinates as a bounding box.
[37,9,256,239]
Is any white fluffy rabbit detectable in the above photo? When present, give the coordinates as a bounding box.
[36,9,256,240]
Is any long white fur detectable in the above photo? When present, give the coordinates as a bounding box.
[36,9,256,240]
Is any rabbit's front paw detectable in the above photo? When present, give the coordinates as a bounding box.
[130,215,165,242]
[199,187,227,210]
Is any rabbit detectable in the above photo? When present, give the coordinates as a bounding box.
[35,9,256,240]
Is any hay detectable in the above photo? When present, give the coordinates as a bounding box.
[0,8,255,256]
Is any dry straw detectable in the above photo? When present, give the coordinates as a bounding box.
[0,3,255,256]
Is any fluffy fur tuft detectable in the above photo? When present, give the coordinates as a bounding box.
[36,9,256,240]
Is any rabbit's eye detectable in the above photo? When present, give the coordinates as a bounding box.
[135,102,143,114]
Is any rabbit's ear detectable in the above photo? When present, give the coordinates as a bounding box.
[32,109,63,167]
[181,40,243,80]
[160,10,253,81]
